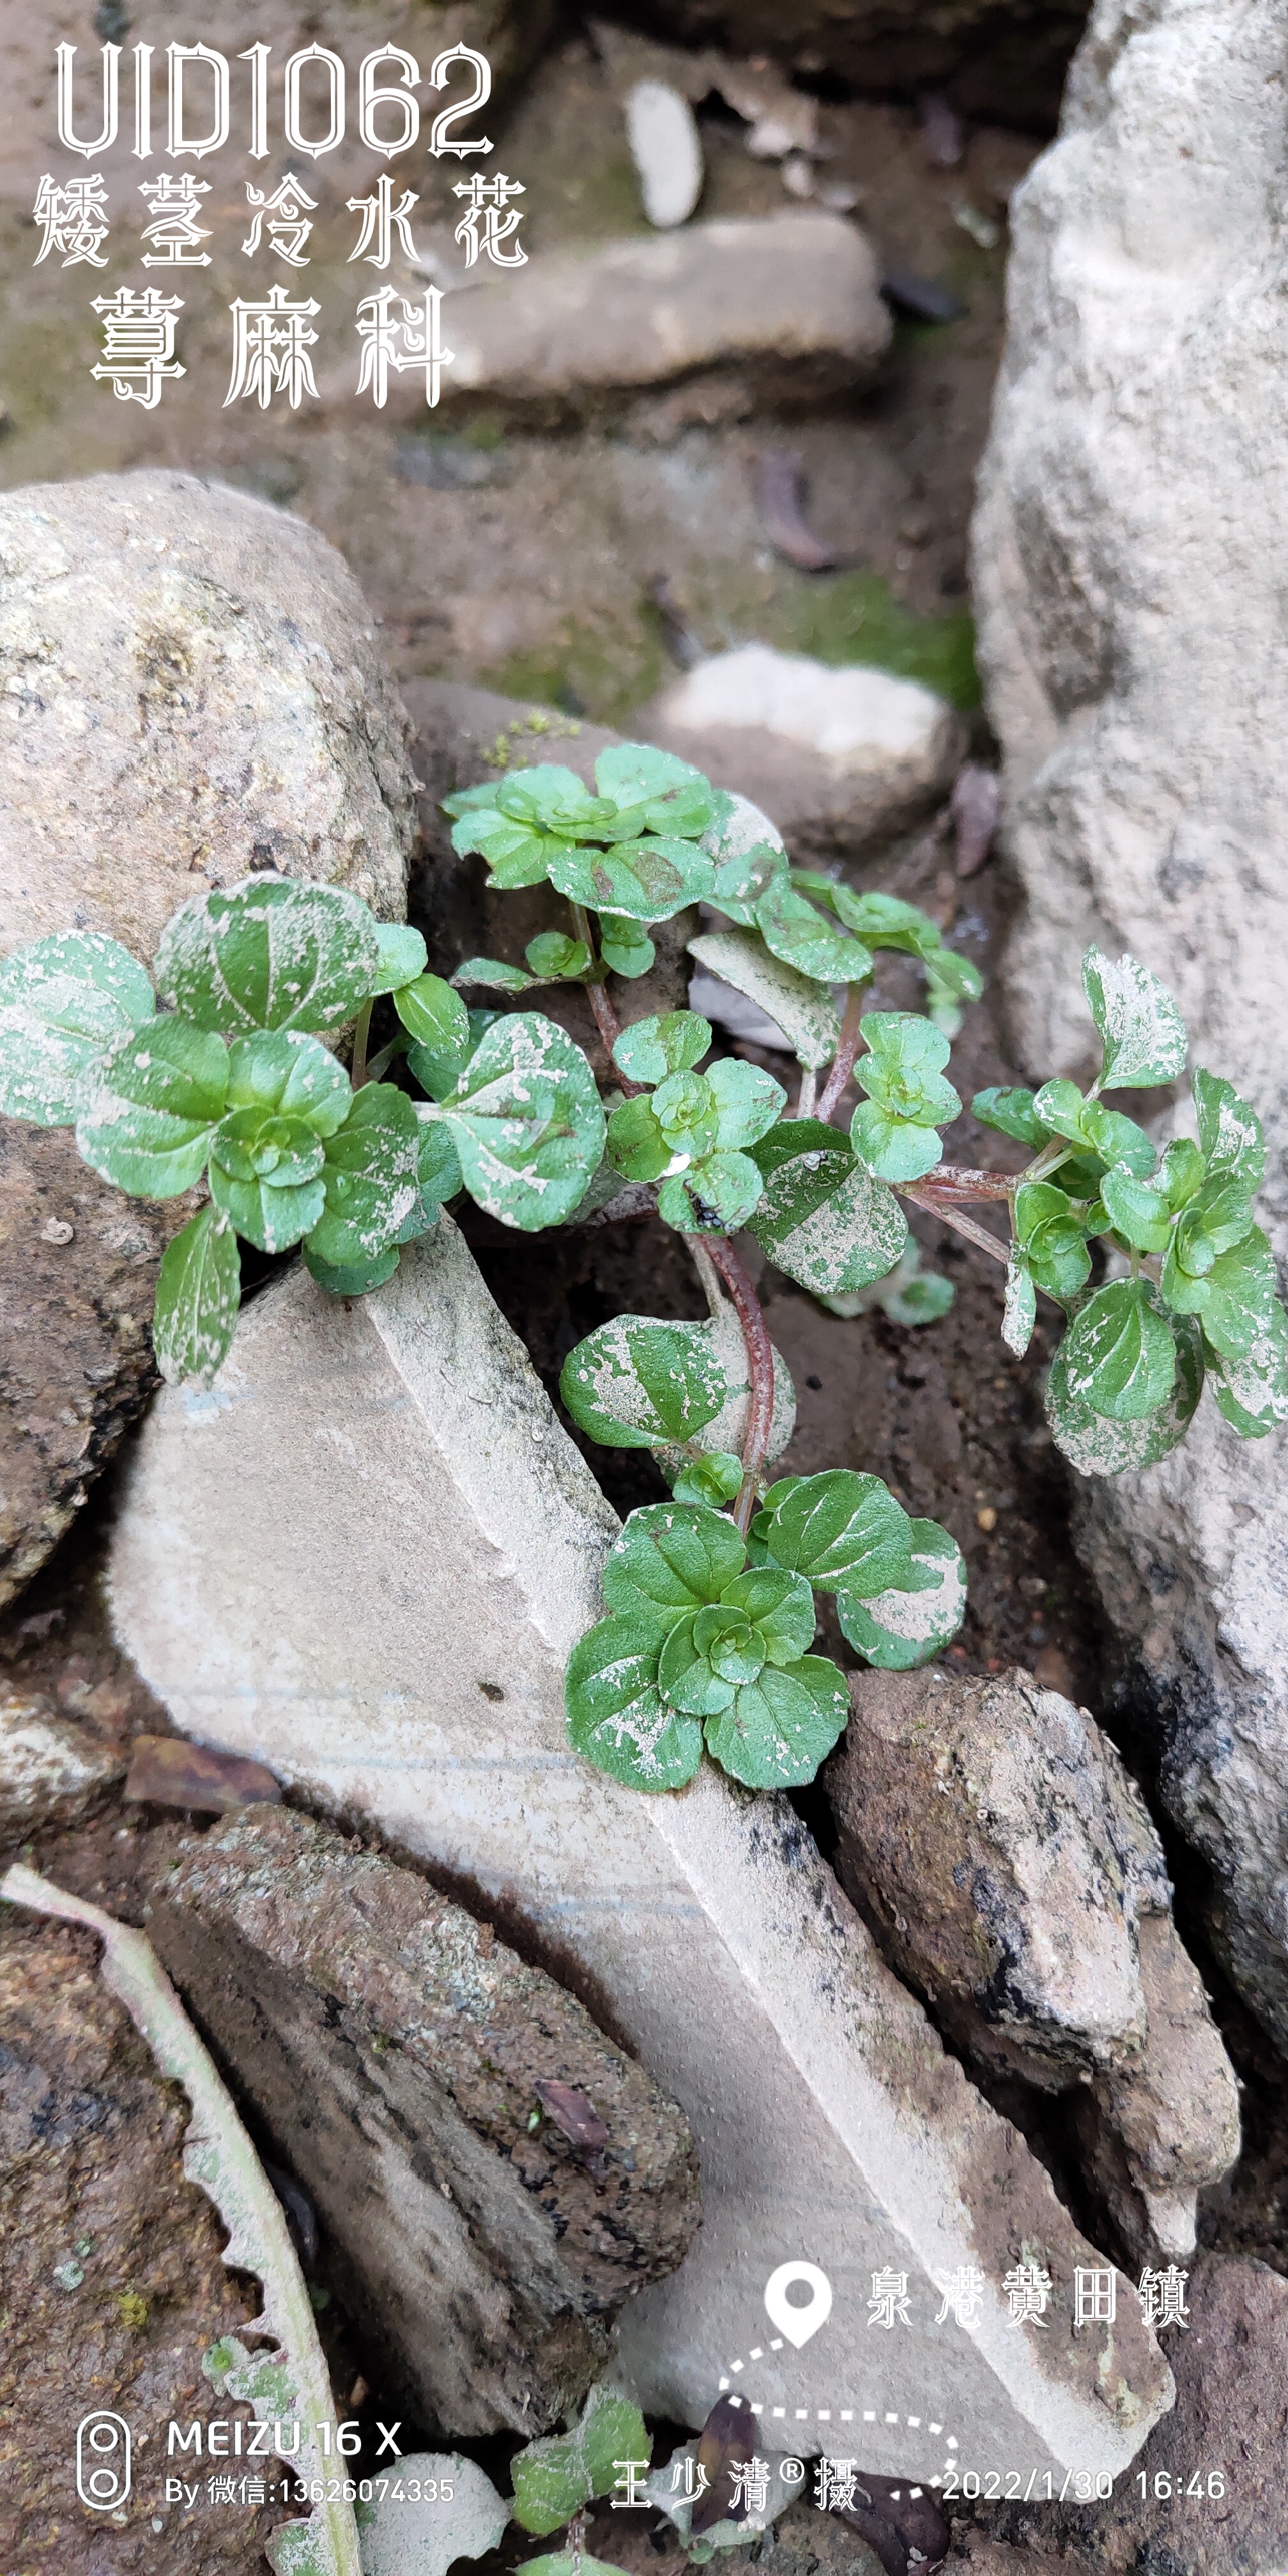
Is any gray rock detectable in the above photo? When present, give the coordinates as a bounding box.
[0,1695,125,1843]
[619,0,1089,126]
[147,1801,700,2435]
[351,213,890,425]
[971,0,1288,2047]
[0,1123,181,1609]
[641,645,965,859]
[0,470,417,960]
[358,2453,509,2576]
[109,1216,1172,2476]
[827,1667,1239,2255]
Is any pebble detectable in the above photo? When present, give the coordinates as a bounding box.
[626,80,703,229]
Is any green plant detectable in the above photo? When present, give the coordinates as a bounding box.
[3,746,1283,1803]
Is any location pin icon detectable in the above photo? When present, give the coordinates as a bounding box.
[764,2260,833,2350]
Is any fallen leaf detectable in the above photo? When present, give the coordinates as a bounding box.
[124,1734,282,1813]
[533,2079,609,2150]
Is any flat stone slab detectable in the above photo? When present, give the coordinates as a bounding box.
[108,1218,1171,2481]
[328,212,890,424]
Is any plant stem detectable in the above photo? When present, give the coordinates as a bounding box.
[916,1164,1014,1203]
[705,1234,776,1534]
[816,983,866,1124]
[899,1182,1010,1266]
[571,901,644,1090]
[687,1238,726,1320]
[351,1000,372,1091]
[795,1065,818,1119]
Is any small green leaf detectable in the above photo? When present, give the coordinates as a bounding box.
[433,1013,606,1231]
[612,1012,712,1086]
[705,1057,786,1151]
[576,2389,652,2504]
[702,788,789,927]
[1207,1300,1288,1438]
[0,933,155,1127]
[560,1316,729,1451]
[606,1094,670,1183]
[303,1084,421,1268]
[1193,1068,1265,1190]
[651,1070,718,1157]
[1045,1311,1204,1475]
[1160,1137,1206,1209]
[1002,1254,1036,1358]
[151,1206,241,1388]
[972,1085,1047,1147]
[601,919,656,979]
[601,1503,747,1621]
[746,1120,907,1296]
[595,742,715,826]
[670,1451,744,1506]
[828,887,941,958]
[704,1655,848,1790]
[395,973,472,1052]
[754,878,873,985]
[565,1618,704,1793]
[1099,1166,1173,1255]
[209,1154,325,1256]
[837,1520,967,1669]
[303,1243,401,1296]
[452,809,572,890]
[1082,946,1187,1086]
[754,1468,912,1597]
[226,1028,353,1134]
[1030,1082,1156,1175]
[850,1101,944,1183]
[369,922,429,995]
[687,928,840,1070]
[526,933,592,979]
[397,1119,462,1238]
[550,838,716,923]
[451,957,539,993]
[510,2437,592,2538]
[656,1149,764,1234]
[153,878,381,1034]
[75,1018,229,1198]
[1061,1279,1178,1420]
[1162,1224,1277,1360]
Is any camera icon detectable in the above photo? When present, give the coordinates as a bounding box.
[76,2412,132,2511]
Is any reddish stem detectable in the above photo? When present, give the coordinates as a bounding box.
[914,1165,1014,1203]
[705,1235,776,1533]
[899,1181,1010,1266]
[816,983,865,1124]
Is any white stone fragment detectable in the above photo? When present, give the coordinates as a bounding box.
[0,1696,125,1839]
[626,80,704,229]
[646,644,963,856]
[358,2453,509,2576]
[108,1218,1172,2480]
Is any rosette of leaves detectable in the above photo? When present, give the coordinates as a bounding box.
[604,1010,785,1234]
[974,949,1288,1467]
[790,878,985,1032]
[849,1013,962,1183]
[565,1503,851,1792]
[0,878,605,1390]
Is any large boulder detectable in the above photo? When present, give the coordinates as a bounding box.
[620,1,1089,126]
[107,1215,1173,2476]
[971,0,1288,2045]
[0,469,419,1603]
[0,471,417,956]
